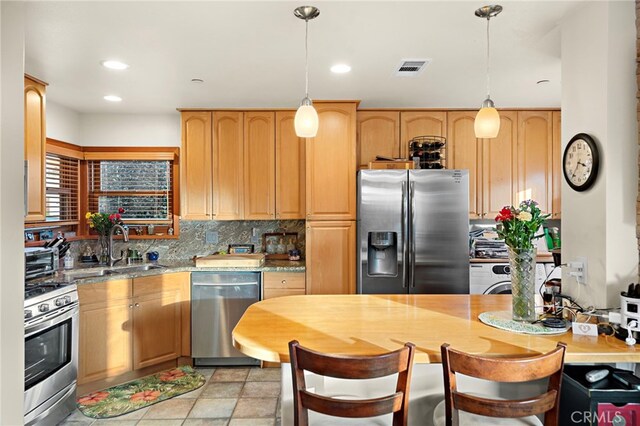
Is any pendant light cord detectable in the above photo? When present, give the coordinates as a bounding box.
[305,18,309,99]
[485,16,491,100]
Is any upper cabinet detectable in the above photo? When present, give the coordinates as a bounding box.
[243,112,275,220]
[516,111,553,214]
[213,111,244,220]
[24,75,47,222]
[180,110,305,220]
[275,111,305,219]
[399,111,447,158]
[448,111,482,218]
[306,101,357,221]
[181,111,212,220]
[356,111,400,169]
[552,111,562,219]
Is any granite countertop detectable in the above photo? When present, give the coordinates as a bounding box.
[470,254,554,263]
[45,259,305,286]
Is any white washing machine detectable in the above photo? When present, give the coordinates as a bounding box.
[469,262,560,295]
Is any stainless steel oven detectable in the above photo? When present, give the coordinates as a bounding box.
[24,284,78,426]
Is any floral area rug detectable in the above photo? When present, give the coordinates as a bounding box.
[76,366,205,419]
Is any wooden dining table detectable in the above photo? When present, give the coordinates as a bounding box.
[232,294,639,364]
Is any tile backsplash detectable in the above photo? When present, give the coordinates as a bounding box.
[70,220,305,261]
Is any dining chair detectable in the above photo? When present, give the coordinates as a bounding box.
[288,340,416,426]
[434,342,567,426]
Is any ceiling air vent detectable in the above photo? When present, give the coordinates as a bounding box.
[395,59,431,77]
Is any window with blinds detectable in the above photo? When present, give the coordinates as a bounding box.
[46,153,79,223]
[87,160,173,223]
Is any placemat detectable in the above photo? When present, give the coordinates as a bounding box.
[478,311,570,335]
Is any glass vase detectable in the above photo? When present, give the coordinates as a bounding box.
[97,234,109,265]
[508,246,537,322]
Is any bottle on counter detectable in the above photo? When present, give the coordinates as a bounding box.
[64,251,74,269]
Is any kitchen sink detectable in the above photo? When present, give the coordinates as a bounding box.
[61,264,165,280]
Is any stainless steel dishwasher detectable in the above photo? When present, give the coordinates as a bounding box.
[191,272,260,366]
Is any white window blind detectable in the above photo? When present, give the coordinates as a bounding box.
[46,153,79,223]
[87,160,173,223]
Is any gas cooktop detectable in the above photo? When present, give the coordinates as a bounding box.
[24,281,78,322]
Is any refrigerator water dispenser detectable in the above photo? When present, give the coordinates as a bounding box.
[368,232,397,276]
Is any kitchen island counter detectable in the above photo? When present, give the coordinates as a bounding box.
[232,294,639,364]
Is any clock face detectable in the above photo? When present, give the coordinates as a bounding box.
[563,133,599,192]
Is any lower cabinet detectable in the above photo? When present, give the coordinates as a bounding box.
[263,271,305,299]
[305,220,356,295]
[78,273,190,386]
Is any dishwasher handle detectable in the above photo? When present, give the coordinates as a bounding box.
[192,281,258,287]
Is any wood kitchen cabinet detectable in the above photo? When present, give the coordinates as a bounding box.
[181,111,213,220]
[77,273,190,387]
[244,112,275,219]
[305,101,357,220]
[24,75,47,222]
[263,271,306,299]
[275,111,305,219]
[357,111,400,169]
[517,111,554,214]
[213,111,244,220]
[305,220,356,295]
[399,111,447,159]
[447,111,482,218]
[552,111,562,219]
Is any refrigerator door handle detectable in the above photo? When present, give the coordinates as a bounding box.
[409,180,416,288]
[401,181,408,288]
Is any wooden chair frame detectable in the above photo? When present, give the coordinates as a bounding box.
[289,340,416,426]
[441,342,567,426]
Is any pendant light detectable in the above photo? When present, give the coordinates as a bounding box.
[474,5,502,139]
[294,6,320,138]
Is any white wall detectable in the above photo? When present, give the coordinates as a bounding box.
[47,101,80,144]
[80,113,180,147]
[0,1,26,423]
[561,1,638,308]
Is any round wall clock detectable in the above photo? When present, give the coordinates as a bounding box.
[563,133,599,192]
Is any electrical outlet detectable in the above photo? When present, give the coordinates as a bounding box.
[205,231,218,244]
[569,257,587,284]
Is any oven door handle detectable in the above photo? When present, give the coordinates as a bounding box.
[25,304,78,338]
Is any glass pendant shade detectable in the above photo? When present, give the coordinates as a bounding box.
[474,104,500,138]
[294,101,319,137]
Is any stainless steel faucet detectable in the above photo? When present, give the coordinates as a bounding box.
[108,224,129,267]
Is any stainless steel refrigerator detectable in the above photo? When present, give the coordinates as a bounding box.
[357,170,469,294]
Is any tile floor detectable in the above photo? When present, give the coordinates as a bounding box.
[60,367,283,426]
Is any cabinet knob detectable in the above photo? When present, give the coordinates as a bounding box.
[281,280,287,285]
[134,303,140,308]
[129,304,133,309]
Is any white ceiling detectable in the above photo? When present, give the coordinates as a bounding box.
[24,1,582,114]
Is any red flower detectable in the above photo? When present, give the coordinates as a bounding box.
[77,391,109,406]
[495,207,513,222]
[108,214,115,221]
[118,207,125,214]
[115,213,121,220]
[158,368,186,382]
[130,390,161,403]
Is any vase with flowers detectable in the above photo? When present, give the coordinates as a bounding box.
[495,200,549,322]
[86,208,126,264]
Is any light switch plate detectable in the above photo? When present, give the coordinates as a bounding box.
[205,231,218,244]
[572,322,598,336]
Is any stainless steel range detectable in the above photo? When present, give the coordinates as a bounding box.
[24,280,78,426]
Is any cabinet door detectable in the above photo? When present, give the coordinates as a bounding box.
[213,111,244,219]
[24,76,47,222]
[306,220,356,294]
[357,111,400,169]
[77,279,133,385]
[399,111,447,159]
[552,111,562,219]
[275,111,305,219]
[482,111,518,218]
[517,111,553,214]
[244,112,275,219]
[447,111,482,218]
[306,102,357,220]
[181,111,212,220]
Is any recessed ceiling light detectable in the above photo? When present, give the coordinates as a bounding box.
[191,78,204,83]
[101,60,129,70]
[330,64,351,74]
[103,95,122,102]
